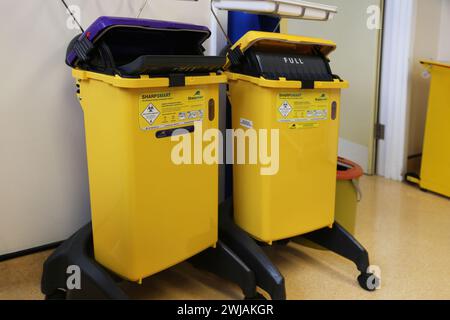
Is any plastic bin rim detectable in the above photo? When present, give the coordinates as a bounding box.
[225,31,337,69]
[420,60,450,69]
[67,16,211,66]
[72,69,227,88]
[231,31,336,53]
[337,157,364,180]
[225,71,349,89]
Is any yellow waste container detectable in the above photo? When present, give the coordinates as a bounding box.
[66,17,226,282]
[407,60,450,198]
[335,158,364,235]
[225,31,348,244]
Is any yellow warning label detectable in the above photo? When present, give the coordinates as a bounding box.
[139,89,206,130]
[277,91,329,127]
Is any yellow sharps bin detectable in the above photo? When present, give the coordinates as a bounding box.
[407,61,450,198]
[335,158,364,235]
[225,31,348,244]
[67,17,226,282]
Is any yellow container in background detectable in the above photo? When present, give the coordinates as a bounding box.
[335,158,364,235]
[226,32,348,244]
[74,69,226,282]
[418,61,450,198]
[335,181,358,234]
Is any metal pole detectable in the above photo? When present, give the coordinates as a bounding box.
[60,0,85,33]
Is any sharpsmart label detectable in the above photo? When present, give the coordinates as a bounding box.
[139,90,206,130]
[277,91,330,128]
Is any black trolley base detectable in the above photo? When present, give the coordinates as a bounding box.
[300,222,379,291]
[42,199,377,300]
[41,222,260,300]
[218,198,379,296]
[218,199,286,300]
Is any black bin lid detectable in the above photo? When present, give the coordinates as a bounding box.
[66,16,224,77]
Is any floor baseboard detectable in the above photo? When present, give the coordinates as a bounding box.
[0,242,62,263]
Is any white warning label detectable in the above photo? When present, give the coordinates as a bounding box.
[240,118,254,129]
[279,101,293,117]
[141,104,160,125]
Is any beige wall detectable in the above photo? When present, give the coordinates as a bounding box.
[0,0,218,256]
[286,0,383,173]
[408,0,450,160]
[438,1,450,60]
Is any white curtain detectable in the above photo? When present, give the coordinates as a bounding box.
[377,0,415,181]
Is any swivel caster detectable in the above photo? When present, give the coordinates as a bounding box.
[45,289,67,300]
[357,272,380,292]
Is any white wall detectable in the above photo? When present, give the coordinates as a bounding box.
[376,0,416,181]
[141,0,228,54]
[438,0,450,61]
[286,0,383,173]
[408,0,443,158]
[0,0,219,256]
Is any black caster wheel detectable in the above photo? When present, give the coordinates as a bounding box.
[274,239,291,246]
[45,290,67,300]
[357,273,380,292]
[244,293,267,300]
[405,172,419,180]
[405,172,420,186]
[255,241,271,247]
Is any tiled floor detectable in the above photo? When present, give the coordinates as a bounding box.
[1,176,449,300]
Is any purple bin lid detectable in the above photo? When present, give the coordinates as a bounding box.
[66,16,211,66]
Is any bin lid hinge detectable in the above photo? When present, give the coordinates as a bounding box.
[169,74,186,87]
[227,47,244,67]
[332,74,344,82]
[301,80,315,89]
[73,35,94,62]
